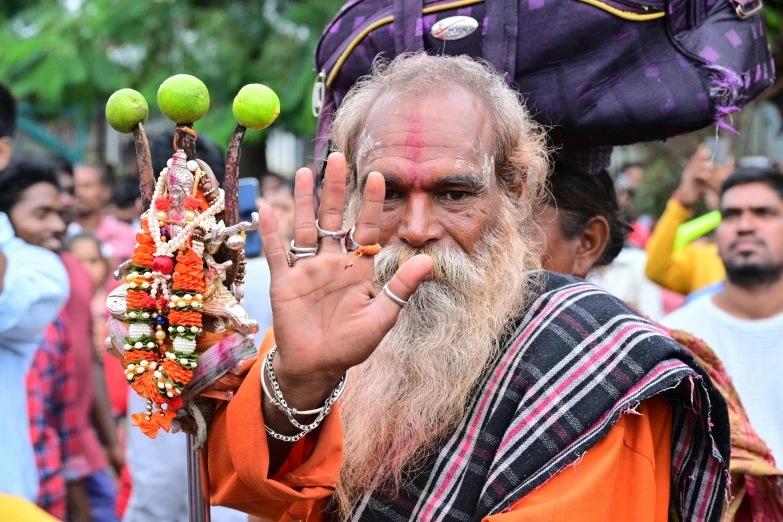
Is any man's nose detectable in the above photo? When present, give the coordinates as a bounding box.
[397,196,443,247]
[49,213,66,234]
[736,212,758,234]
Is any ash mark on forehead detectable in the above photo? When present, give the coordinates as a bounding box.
[481,152,494,180]
[356,131,383,172]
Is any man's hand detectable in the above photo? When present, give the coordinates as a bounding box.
[676,146,713,207]
[706,156,735,201]
[67,480,93,522]
[107,443,125,475]
[259,152,433,416]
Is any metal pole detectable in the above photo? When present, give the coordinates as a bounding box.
[187,434,211,522]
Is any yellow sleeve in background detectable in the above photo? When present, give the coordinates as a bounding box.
[645,199,697,295]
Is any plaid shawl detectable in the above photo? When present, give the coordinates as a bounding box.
[349,272,731,521]
[668,329,783,522]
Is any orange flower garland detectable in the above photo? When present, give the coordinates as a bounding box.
[120,151,226,438]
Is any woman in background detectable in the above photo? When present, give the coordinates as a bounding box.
[64,232,128,520]
[65,233,127,419]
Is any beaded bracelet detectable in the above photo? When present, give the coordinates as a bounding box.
[261,345,348,442]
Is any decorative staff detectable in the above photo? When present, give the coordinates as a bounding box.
[104,75,280,522]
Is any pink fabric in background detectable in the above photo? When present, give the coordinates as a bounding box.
[661,288,686,316]
[96,215,137,270]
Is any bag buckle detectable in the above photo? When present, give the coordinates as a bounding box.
[312,71,326,118]
[735,0,763,19]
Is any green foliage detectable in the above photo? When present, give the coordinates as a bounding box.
[633,156,681,219]
[765,1,782,37]
[0,0,344,146]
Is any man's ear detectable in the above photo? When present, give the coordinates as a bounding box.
[571,216,610,278]
[0,136,14,170]
[101,184,113,206]
[505,177,526,202]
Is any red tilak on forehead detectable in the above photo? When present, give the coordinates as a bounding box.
[401,111,427,182]
[402,111,424,156]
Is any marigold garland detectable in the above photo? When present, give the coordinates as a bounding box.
[162,360,193,384]
[124,350,154,365]
[120,151,224,438]
[126,290,150,309]
[168,310,202,327]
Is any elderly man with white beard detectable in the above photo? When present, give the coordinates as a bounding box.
[203,54,730,522]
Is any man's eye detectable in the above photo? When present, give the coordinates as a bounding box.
[385,190,402,201]
[442,191,472,201]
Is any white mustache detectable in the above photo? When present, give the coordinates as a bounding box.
[374,243,484,290]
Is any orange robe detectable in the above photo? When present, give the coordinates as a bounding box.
[204,332,673,521]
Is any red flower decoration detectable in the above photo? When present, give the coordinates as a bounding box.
[154,198,170,211]
[184,196,200,210]
[152,256,174,275]
[143,295,157,309]
[167,396,183,411]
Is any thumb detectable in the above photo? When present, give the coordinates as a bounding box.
[371,254,433,325]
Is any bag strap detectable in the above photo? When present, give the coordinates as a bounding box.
[393,0,425,54]
[481,0,519,84]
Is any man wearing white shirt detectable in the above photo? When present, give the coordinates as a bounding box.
[663,167,783,462]
[0,209,69,500]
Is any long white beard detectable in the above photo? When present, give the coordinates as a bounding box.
[333,196,537,519]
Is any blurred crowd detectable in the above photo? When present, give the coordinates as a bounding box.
[2,68,783,521]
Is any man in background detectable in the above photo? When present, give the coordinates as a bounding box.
[663,167,783,462]
[72,163,136,269]
[108,177,142,228]
[0,153,69,507]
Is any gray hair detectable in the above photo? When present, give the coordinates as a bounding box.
[330,53,550,207]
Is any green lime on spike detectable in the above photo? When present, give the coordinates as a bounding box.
[106,89,149,133]
[232,84,280,130]
[157,74,210,124]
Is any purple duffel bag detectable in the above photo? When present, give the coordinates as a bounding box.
[313,0,775,167]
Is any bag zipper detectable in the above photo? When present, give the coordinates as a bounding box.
[577,0,665,20]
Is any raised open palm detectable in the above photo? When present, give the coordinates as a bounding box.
[258,153,433,399]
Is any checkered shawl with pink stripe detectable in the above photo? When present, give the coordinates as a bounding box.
[346,272,731,521]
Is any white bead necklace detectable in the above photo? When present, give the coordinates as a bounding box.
[144,165,226,303]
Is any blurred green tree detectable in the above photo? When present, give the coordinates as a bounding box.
[0,0,343,146]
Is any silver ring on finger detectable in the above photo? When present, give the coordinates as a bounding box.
[341,227,363,254]
[316,219,349,240]
[290,239,318,254]
[382,283,409,307]
[286,250,317,267]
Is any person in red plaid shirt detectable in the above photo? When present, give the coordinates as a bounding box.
[27,317,91,519]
